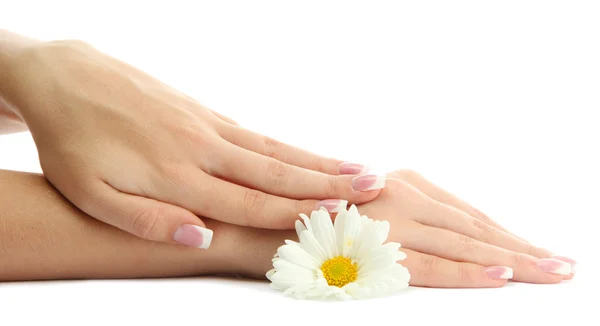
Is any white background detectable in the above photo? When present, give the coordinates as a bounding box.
[1,1,598,325]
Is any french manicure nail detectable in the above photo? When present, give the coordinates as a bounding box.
[537,258,571,275]
[338,162,369,175]
[351,174,386,191]
[484,266,513,280]
[173,224,213,249]
[317,199,348,213]
[552,255,576,266]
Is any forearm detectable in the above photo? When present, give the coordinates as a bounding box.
[0,169,291,281]
[0,30,41,134]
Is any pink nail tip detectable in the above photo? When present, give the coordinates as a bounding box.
[338,162,369,175]
[551,255,577,266]
[173,224,213,249]
[537,258,572,275]
[484,266,513,280]
[351,174,386,191]
[317,199,348,213]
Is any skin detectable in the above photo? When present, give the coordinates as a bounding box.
[0,169,573,286]
[0,30,574,287]
[0,29,381,247]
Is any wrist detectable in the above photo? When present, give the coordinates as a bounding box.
[0,30,43,128]
[0,29,40,85]
[205,220,295,279]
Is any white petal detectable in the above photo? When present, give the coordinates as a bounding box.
[295,219,307,239]
[299,213,313,233]
[284,282,318,299]
[357,250,398,276]
[269,269,315,290]
[357,242,403,264]
[353,219,390,258]
[284,239,300,246]
[333,208,348,254]
[273,257,315,273]
[298,230,326,263]
[277,244,319,269]
[303,278,333,299]
[356,263,411,291]
[395,251,407,261]
[342,207,362,257]
[265,269,276,280]
[373,220,390,244]
[311,209,337,257]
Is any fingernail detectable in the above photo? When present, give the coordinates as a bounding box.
[484,266,513,280]
[551,255,576,266]
[317,199,348,213]
[173,224,213,249]
[338,162,369,175]
[537,258,572,275]
[352,174,386,191]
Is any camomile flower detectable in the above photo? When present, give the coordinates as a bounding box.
[266,204,410,300]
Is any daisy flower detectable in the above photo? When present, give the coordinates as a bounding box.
[266,204,410,300]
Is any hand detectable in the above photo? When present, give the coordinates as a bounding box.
[357,170,575,288]
[0,37,381,248]
[0,168,575,286]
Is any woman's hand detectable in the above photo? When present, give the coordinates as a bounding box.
[357,170,575,288]
[0,34,381,249]
[0,168,575,288]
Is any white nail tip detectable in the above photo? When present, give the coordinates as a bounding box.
[539,259,572,275]
[499,268,514,279]
[364,176,386,191]
[358,165,371,175]
[328,200,348,213]
[197,226,213,249]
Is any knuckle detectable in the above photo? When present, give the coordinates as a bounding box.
[471,218,493,242]
[157,162,188,189]
[180,124,210,146]
[457,266,474,283]
[325,175,342,196]
[392,169,423,182]
[295,200,313,217]
[265,159,292,188]
[243,189,268,226]
[525,243,538,257]
[387,178,411,193]
[262,136,281,158]
[313,155,326,173]
[419,255,436,280]
[511,251,526,267]
[130,206,163,240]
[45,39,92,54]
[383,179,418,201]
[456,234,476,256]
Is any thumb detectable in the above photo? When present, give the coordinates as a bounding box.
[82,181,213,249]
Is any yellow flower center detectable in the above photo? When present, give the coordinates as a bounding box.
[320,256,358,287]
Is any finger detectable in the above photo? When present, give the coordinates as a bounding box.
[210,109,239,126]
[411,193,553,258]
[392,170,520,237]
[401,222,570,284]
[81,181,213,249]
[210,142,383,202]
[162,171,354,229]
[552,256,577,281]
[400,249,509,288]
[219,124,345,175]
